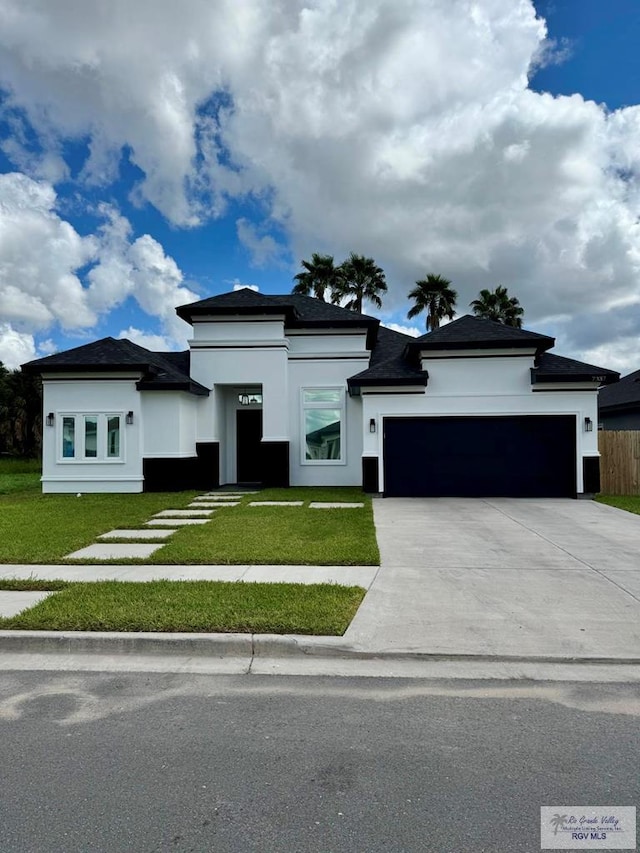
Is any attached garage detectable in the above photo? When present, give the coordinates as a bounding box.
[383,415,577,498]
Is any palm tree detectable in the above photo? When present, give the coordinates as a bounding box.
[407,273,457,331]
[331,253,387,313]
[292,253,341,302]
[470,285,524,328]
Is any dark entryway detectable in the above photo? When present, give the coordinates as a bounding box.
[236,409,263,483]
[383,415,577,498]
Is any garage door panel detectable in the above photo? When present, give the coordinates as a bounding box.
[383,416,576,498]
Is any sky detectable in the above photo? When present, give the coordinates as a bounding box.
[0,0,639,372]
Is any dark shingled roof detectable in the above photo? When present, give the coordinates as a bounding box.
[348,326,427,390]
[598,369,640,411]
[176,288,379,347]
[410,314,555,352]
[22,338,209,396]
[532,353,619,385]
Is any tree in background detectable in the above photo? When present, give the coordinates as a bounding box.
[330,253,387,313]
[470,285,524,327]
[0,364,42,458]
[407,273,457,331]
[292,253,342,302]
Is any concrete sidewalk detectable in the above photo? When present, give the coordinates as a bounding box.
[344,498,640,660]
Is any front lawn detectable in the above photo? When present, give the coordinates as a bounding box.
[0,484,379,565]
[0,580,365,635]
[0,488,199,563]
[150,487,379,566]
[595,494,640,515]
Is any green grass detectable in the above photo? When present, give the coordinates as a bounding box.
[150,487,379,565]
[0,484,379,565]
[0,457,42,495]
[595,494,640,514]
[0,578,68,591]
[0,580,365,635]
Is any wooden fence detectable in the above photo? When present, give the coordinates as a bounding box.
[598,430,640,495]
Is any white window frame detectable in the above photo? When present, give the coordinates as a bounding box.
[57,413,125,463]
[300,387,346,466]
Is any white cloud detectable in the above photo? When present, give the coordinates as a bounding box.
[381,322,421,338]
[1,2,640,365]
[236,218,285,267]
[118,327,175,352]
[0,323,36,368]
[0,173,194,348]
[231,280,259,292]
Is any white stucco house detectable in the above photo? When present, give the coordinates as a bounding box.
[23,287,618,497]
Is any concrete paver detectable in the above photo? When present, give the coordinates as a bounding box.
[98,529,177,540]
[309,502,364,509]
[249,501,303,507]
[153,509,214,517]
[146,518,210,526]
[185,501,238,507]
[65,543,166,560]
[0,591,53,618]
[344,498,640,659]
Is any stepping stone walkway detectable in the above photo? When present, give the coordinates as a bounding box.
[66,543,165,560]
[249,501,304,507]
[98,529,176,540]
[188,501,238,507]
[153,509,214,517]
[309,502,364,508]
[63,493,221,560]
[0,591,54,618]
[146,518,210,526]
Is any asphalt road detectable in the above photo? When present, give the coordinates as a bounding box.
[0,672,638,853]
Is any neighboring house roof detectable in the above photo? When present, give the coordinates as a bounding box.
[22,337,209,396]
[531,353,619,385]
[598,369,640,412]
[176,288,379,348]
[347,326,428,391]
[409,314,555,353]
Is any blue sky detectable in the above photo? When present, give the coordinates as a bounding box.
[0,0,639,371]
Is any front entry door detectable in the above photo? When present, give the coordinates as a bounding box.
[236,409,263,483]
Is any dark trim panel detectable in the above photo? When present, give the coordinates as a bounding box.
[143,443,220,492]
[196,442,220,489]
[362,457,379,493]
[261,441,290,487]
[582,456,601,494]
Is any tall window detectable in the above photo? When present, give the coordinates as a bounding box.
[107,416,120,458]
[62,417,75,458]
[59,413,123,461]
[302,388,344,463]
[84,416,98,458]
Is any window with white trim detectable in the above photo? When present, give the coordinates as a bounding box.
[59,414,123,461]
[302,388,344,463]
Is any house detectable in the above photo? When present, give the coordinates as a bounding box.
[22,288,619,497]
[598,370,640,430]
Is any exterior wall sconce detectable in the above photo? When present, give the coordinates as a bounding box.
[369,418,376,434]
[240,392,250,406]
[46,412,55,427]
[584,417,593,432]
[126,411,134,425]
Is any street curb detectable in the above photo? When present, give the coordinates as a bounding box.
[1,631,639,665]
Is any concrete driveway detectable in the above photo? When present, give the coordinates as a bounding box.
[344,498,640,660]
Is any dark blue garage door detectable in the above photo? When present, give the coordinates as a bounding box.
[383,415,577,497]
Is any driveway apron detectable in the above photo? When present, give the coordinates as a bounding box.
[344,498,640,659]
